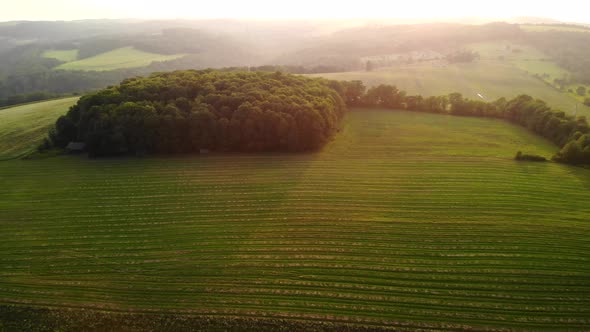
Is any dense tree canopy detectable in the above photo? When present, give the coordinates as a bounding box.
[49,70,345,156]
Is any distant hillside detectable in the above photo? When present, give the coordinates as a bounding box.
[54,47,186,71]
[274,23,522,69]
[507,16,562,24]
[2,19,590,110]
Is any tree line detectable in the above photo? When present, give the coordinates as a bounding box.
[46,70,345,156]
[329,80,590,164]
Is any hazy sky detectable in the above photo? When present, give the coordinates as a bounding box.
[1,0,588,23]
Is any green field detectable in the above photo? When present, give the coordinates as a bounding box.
[464,41,590,106]
[467,41,548,61]
[312,60,590,117]
[512,59,569,79]
[1,109,589,330]
[42,49,79,62]
[55,47,185,71]
[0,97,78,160]
[467,41,567,79]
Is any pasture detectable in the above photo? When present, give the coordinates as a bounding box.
[1,110,589,330]
[55,47,185,71]
[42,49,79,62]
[0,97,78,160]
[468,41,590,105]
[467,41,547,61]
[312,61,590,117]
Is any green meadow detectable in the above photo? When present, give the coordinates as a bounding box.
[42,49,79,62]
[464,41,590,105]
[55,47,185,71]
[0,97,78,160]
[1,109,589,330]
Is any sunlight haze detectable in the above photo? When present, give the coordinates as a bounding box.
[2,0,590,330]
[1,0,589,22]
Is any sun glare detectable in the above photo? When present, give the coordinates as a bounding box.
[105,0,584,21]
[1,0,588,22]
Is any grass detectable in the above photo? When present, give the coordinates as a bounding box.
[0,97,78,160]
[42,49,79,62]
[467,41,547,61]
[467,41,568,81]
[467,41,590,105]
[1,109,589,330]
[55,47,185,71]
[312,57,590,117]
[466,41,590,106]
[512,59,569,79]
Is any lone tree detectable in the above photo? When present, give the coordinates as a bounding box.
[576,86,587,96]
[365,61,374,72]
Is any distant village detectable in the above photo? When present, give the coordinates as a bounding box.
[361,50,446,69]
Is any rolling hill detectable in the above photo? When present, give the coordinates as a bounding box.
[467,40,590,105]
[42,49,79,62]
[55,47,186,71]
[1,109,589,330]
[312,61,590,117]
[0,97,78,160]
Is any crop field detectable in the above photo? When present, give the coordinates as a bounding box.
[0,97,78,160]
[1,110,589,330]
[55,47,185,71]
[42,49,79,62]
[312,60,590,117]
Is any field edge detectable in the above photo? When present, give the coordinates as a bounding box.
[0,304,510,332]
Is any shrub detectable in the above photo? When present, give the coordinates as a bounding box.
[515,151,547,162]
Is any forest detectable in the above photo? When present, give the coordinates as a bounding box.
[46,70,590,164]
[47,70,345,156]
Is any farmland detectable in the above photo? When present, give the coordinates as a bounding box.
[55,47,185,71]
[312,40,590,117]
[466,41,590,105]
[0,97,78,160]
[42,49,79,62]
[1,109,589,330]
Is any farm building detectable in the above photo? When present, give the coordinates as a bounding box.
[66,142,86,153]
